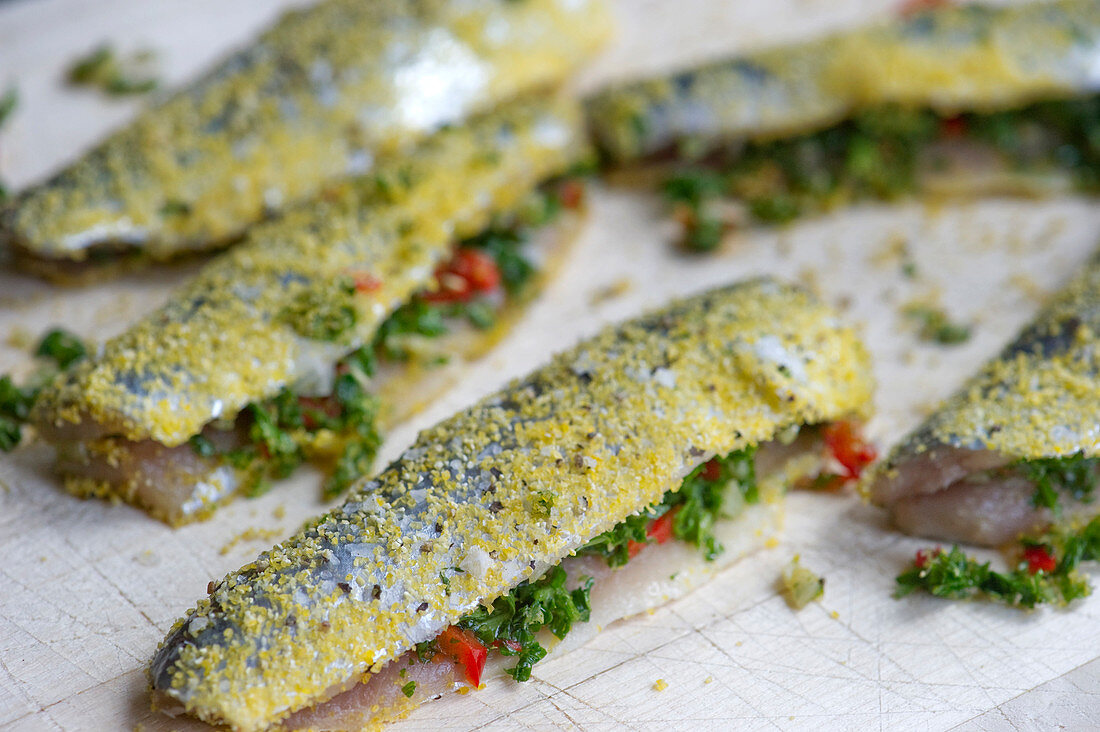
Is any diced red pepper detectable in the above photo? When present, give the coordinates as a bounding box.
[898,0,951,17]
[914,547,942,569]
[557,179,585,210]
[824,421,878,480]
[797,472,848,493]
[939,115,967,139]
[1023,545,1057,575]
[646,507,679,545]
[492,638,524,653]
[700,458,721,482]
[348,271,383,293]
[423,248,501,304]
[627,506,681,558]
[298,395,341,430]
[436,626,488,687]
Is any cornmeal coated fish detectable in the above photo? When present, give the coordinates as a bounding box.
[149,280,873,732]
[2,0,610,270]
[587,0,1100,162]
[865,251,1100,547]
[30,95,586,523]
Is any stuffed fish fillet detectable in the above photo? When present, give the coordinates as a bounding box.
[30,95,587,524]
[149,280,873,731]
[865,251,1100,547]
[585,0,1100,245]
[588,0,1100,162]
[2,0,610,274]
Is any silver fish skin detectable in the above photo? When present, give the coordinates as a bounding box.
[2,0,611,265]
[865,250,1100,546]
[586,0,1100,163]
[149,279,873,731]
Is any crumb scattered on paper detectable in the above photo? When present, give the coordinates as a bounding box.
[589,277,633,306]
[220,527,283,555]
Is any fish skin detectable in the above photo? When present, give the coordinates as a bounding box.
[1,0,611,266]
[31,96,587,451]
[864,250,1100,517]
[149,279,873,732]
[586,0,1100,163]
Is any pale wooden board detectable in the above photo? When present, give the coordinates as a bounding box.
[1,0,1099,730]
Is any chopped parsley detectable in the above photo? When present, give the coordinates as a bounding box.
[0,87,15,128]
[1019,453,1098,513]
[901,304,971,345]
[895,516,1100,609]
[191,346,381,499]
[657,95,1100,251]
[67,45,158,96]
[401,680,416,698]
[35,328,88,369]
[453,565,593,682]
[662,170,729,252]
[0,328,89,452]
[579,447,757,566]
[0,86,16,203]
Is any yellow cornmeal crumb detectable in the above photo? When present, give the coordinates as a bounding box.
[830,610,841,620]
[653,679,669,692]
[6,326,32,350]
[865,249,1100,498]
[587,1,1094,161]
[219,528,285,556]
[9,0,611,264]
[703,676,713,685]
[588,278,634,306]
[151,281,872,732]
[764,537,780,549]
[273,505,286,521]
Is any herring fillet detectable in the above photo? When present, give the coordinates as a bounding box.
[149,280,873,731]
[1,0,611,265]
[864,251,1100,546]
[586,0,1100,163]
[31,95,586,449]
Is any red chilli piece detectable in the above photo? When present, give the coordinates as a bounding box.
[436,626,488,687]
[298,395,340,430]
[914,547,942,569]
[700,457,722,482]
[423,248,501,304]
[939,115,967,139]
[899,0,952,17]
[349,271,383,293]
[557,179,585,210]
[824,421,877,480]
[1022,545,1057,575]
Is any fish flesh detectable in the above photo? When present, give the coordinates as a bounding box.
[864,250,1100,547]
[31,95,587,524]
[2,0,610,273]
[587,0,1100,163]
[149,279,873,731]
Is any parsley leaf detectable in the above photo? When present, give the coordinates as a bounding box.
[458,565,593,682]
[35,328,87,369]
[896,516,1100,609]
[1019,453,1099,514]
